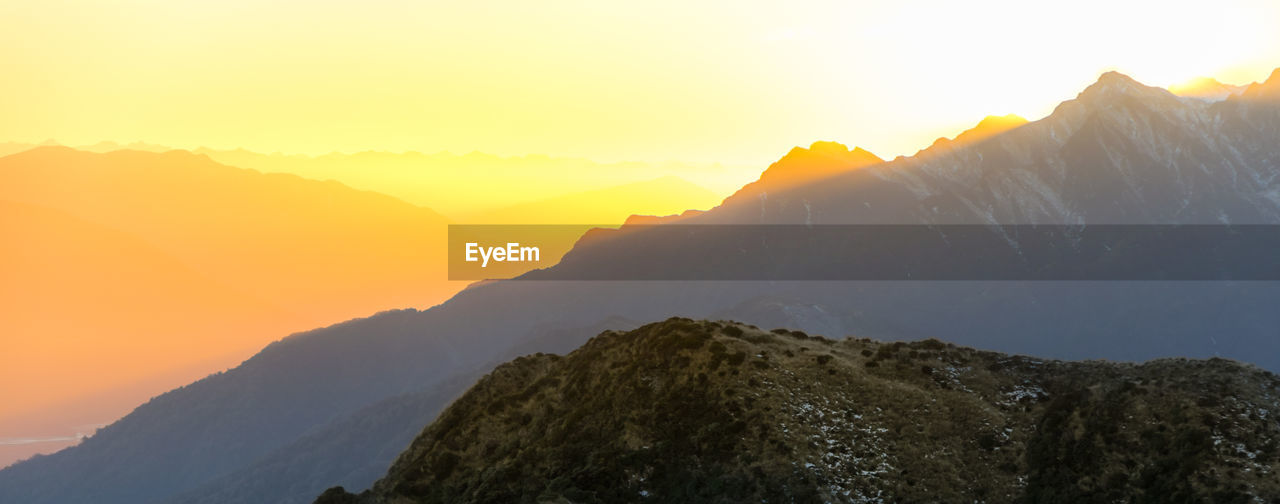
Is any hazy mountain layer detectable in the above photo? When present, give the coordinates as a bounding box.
[0,200,288,467]
[0,147,459,437]
[192,148,749,217]
[318,318,1280,504]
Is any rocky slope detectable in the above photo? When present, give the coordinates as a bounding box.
[318,318,1280,504]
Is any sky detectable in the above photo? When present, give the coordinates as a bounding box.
[2,0,1279,165]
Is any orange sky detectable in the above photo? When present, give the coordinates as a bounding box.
[2,1,1278,166]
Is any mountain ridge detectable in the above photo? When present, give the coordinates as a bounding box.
[316,318,1280,504]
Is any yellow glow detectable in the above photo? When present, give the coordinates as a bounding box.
[1,1,1277,165]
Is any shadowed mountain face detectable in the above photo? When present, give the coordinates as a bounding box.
[6,70,1280,504]
[318,319,1280,504]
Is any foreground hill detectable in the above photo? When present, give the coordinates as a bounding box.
[319,318,1280,504]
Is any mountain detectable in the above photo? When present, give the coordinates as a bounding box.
[1169,76,1247,101]
[78,141,173,153]
[317,318,1280,503]
[8,69,1280,504]
[691,70,1280,225]
[0,147,456,321]
[0,141,40,157]
[192,148,752,217]
[1241,68,1280,102]
[725,141,882,200]
[0,147,456,464]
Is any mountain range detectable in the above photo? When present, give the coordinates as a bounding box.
[0,147,458,465]
[187,148,739,218]
[4,68,1280,503]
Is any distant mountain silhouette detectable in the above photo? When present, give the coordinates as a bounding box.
[192,148,749,218]
[78,140,173,153]
[7,69,1280,504]
[1169,76,1247,101]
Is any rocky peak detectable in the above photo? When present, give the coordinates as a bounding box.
[756,141,880,187]
[1075,71,1178,108]
[718,141,882,206]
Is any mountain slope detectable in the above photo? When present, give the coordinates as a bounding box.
[319,319,1280,504]
[166,371,484,504]
[925,114,1029,151]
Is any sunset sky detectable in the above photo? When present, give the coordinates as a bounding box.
[3,0,1279,166]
